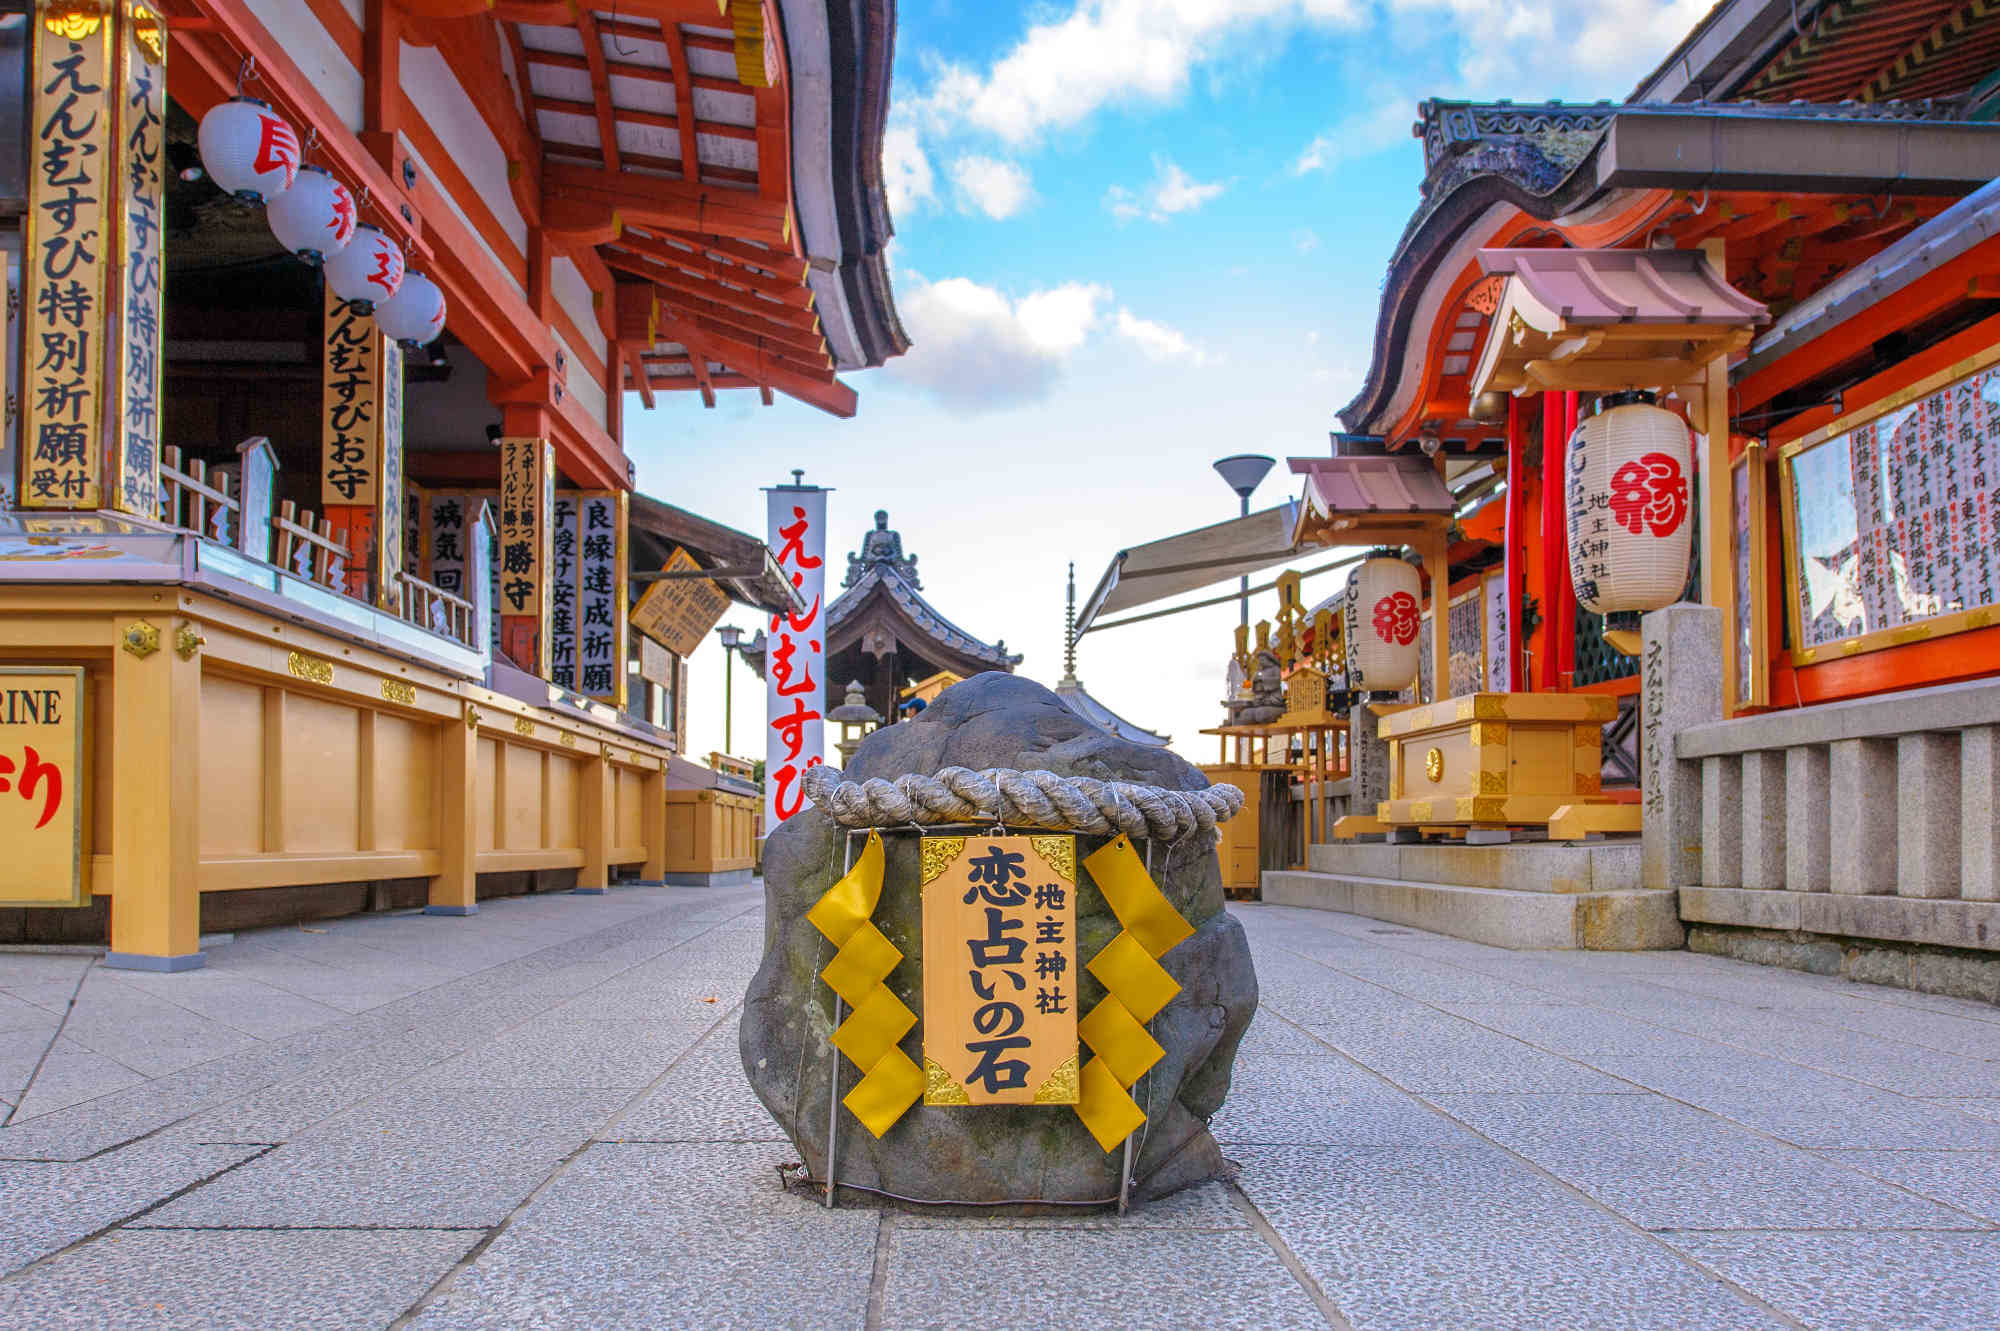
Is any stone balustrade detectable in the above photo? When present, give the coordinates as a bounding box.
[1672,663,2000,960]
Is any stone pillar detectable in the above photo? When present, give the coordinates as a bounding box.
[1739,750,1787,890]
[1701,755,1742,889]
[1640,603,1720,890]
[1829,738,1896,895]
[1784,744,1831,892]
[1962,726,2000,902]
[1896,731,1960,899]
[1348,698,1392,830]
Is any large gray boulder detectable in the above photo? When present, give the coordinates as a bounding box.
[740,672,1257,1205]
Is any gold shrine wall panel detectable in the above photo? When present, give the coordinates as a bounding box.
[0,583,670,955]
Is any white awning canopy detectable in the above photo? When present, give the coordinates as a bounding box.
[1076,501,1301,633]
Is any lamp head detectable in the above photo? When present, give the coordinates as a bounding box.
[1213,453,1277,500]
[717,625,742,650]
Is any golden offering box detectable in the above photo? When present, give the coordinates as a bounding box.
[1371,692,1624,832]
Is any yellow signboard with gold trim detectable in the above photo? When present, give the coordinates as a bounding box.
[0,667,87,907]
[920,835,1078,1106]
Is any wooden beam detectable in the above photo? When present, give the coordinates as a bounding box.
[397,0,726,18]
[1701,238,1737,718]
[573,8,622,175]
[541,163,789,244]
[499,18,544,229]
[657,293,828,364]
[599,249,821,334]
[529,94,757,142]
[614,231,809,303]
[661,20,706,188]
[655,314,855,416]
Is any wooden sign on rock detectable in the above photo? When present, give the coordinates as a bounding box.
[920,834,1079,1107]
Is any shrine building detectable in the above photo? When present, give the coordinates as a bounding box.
[0,0,905,969]
[1088,0,2000,994]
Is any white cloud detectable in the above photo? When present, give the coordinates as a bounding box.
[1104,158,1224,223]
[882,123,934,217]
[1115,309,1208,365]
[1292,98,1415,175]
[1295,228,1321,253]
[914,0,1365,147]
[1386,0,1712,88]
[948,154,1035,219]
[886,277,1109,409]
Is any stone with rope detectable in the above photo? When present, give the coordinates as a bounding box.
[743,671,1258,1208]
[800,762,1243,843]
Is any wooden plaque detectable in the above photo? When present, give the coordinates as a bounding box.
[920,835,1079,1107]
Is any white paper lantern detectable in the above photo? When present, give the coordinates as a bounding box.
[1341,556,1421,693]
[197,97,299,203]
[373,271,447,346]
[266,165,355,264]
[1565,393,1694,615]
[324,224,404,310]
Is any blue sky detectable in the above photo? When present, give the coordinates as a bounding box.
[629,0,1710,765]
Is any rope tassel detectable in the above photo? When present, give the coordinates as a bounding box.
[808,831,923,1139]
[1072,835,1195,1153]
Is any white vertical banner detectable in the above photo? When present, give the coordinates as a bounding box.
[765,483,828,828]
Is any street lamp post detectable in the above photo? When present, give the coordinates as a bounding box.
[1213,454,1277,628]
[717,625,742,754]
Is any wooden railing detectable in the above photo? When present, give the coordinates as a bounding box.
[147,438,491,656]
[397,569,476,645]
[158,445,239,545]
[273,500,350,592]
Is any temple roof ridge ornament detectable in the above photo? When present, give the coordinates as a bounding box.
[844,509,922,590]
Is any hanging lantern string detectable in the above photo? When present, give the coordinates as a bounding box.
[301,126,319,166]
[235,56,259,97]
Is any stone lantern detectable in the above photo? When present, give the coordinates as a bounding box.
[828,679,882,765]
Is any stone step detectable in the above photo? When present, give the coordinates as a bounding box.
[1262,869,1683,951]
[1306,839,1641,893]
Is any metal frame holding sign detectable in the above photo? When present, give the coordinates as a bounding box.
[0,666,87,908]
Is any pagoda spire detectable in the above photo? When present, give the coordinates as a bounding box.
[1062,562,1078,685]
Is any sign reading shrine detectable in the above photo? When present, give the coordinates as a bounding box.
[0,667,87,908]
[630,546,730,657]
[920,835,1079,1107]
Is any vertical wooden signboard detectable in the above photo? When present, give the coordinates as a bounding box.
[321,285,380,601]
[548,492,579,688]
[575,491,627,708]
[920,835,1080,1107]
[21,3,113,510]
[498,437,552,676]
[109,0,165,519]
[376,338,404,609]
[0,668,87,908]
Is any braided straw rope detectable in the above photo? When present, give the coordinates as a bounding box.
[801,763,1243,843]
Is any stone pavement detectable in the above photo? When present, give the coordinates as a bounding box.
[4,888,2000,1329]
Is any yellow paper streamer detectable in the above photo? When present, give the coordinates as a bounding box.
[1071,834,1195,1152]
[809,831,922,1139]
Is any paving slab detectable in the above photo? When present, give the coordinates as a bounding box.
[406,1143,878,1331]
[1234,1142,1786,1329]
[1821,1148,2000,1223]
[0,1143,263,1270]
[1660,1231,2000,1331]
[0,1228,480,1330]
[1428,1092,1983,1231]
[878,1226,1328,1330]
